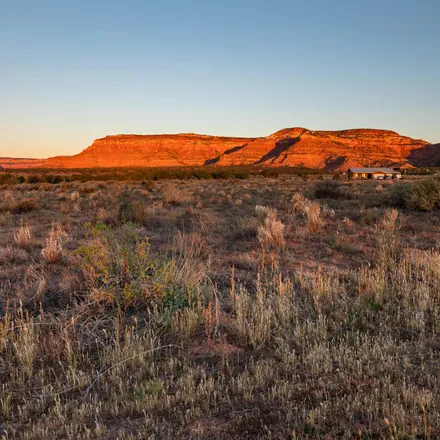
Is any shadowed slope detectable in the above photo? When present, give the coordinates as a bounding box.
[408,143,440,167]
[206,128,431,170]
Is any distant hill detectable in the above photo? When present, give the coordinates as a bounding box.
[2,128,439,170]
[0,158,46,169]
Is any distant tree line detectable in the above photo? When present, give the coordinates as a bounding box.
[0,165,329,185]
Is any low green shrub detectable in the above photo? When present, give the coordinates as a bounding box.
[408,176,440,211]
[314,180,351,199]
[0,173,23,185]
[117,192,137,223]
[45,175,64,184]
[360,209,380,226]
[76,224,208,312]
[27,175,41,184]
[384,183,412,208]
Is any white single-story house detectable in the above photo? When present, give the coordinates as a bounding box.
[347,168,401,180]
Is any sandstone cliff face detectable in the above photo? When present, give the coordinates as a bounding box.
[45,134,251,168]
[3,128,439,170]
[211,128,430,170]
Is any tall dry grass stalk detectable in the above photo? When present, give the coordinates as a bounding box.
[70,191,81,212]
[377,208,400,265]
[168,231,211,288]
[171,308,201,340]
[303,201,325,234]
[3,189,16,211]
[256,207,285,251]
[290,193,328,233]
[41,223,69,263]
[290,192,307,214]
[380,208,399,232]
[14,224,32,249]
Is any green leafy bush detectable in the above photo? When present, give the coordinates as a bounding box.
[314,180,351,199]
[76,223,154,306]
[45,175,63,184]
[385,183,412,208]
[116,192,155,226]
[117,192,137,223]
[408,176,440,211]
[76,224,208,311]
[0,173,19,185]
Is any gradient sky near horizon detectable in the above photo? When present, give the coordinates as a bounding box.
[1,0,439,158]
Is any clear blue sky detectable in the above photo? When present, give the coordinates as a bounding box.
[1,0,439,158]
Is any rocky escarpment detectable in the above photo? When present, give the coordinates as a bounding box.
[44,134,252,168]
[209,128,432,170]
[3,128,439,170]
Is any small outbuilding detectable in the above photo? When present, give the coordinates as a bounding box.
[347,167,401,180]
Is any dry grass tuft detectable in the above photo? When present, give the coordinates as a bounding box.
[162,183,193,204]
[168,231,211,288]
[14,224,32,249]
[377,208,400,265]
[303,201,325,234]
[290,192,307,214]
[2,189,16,210]
[257,207,285,251]
[70,191,81,212]
[41,223,70,264]
[290,193,330,231]
[380,208,399,232]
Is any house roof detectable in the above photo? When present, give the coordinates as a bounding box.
[348,167,400,174]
